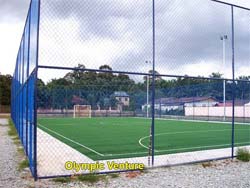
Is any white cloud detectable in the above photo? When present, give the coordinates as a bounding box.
[0,22,24,75]
[1,0,250,83]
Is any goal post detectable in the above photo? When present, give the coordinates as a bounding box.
[73,105,92,118]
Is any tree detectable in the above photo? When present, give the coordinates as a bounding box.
[0,74,12,105]
[209,72,222,78]
[143,70,162,83]
[64,64,86,83]
[99,65,112,71]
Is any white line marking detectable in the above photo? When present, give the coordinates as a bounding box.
[134,117,250,125]
[103,142,250,157]
[156,117,250,125]
[138,129,250,152]
[38,123,105,157]
[154,142,250,153]
[105,151,149,157]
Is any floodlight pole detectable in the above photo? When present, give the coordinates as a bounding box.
[211,0,243,159]
[231,5,235,159]
[220,35,227,121]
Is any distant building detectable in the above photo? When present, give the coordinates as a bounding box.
[142,97,218,111]
[71,95,85,105]
[113,91,130,106]
[215,100,250,107]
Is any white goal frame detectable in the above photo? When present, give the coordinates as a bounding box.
[73,105,92,118]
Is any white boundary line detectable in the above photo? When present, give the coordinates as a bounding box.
[134,116,250,125]
[138,129,250,151]
[156,117,250,125]
[106,142,250,157]
[39,116,250,125]
[38,123,105,157]
[154,142,250,153]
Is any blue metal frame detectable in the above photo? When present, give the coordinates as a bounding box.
[151,0,156,166]
[34,0,41,180]
[211,0,250,11]
[231,5,235,159]
[37,65,250,83]
[10,0,250,180]
[25,10,31,156]
[210,0,249,160]
[11,0,40,180]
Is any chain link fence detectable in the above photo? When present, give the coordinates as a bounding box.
[11,0,250,180]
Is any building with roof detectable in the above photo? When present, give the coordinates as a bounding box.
[113,91,130,107]
[215,100,250,107]
[142,97,218,112]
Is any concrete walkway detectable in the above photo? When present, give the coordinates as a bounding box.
[0,118,8,125]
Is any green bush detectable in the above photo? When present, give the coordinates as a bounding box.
[236,148,250,162]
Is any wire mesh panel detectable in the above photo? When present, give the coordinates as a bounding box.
[11,0,39,179]
[234,8,250,79]
[234,80,250,156]
[154,76,224,121]
[36,68,151,177]
[38,0,152,79]
[156,0,232,78]
[11,0,250,180]
[154,76,231,164]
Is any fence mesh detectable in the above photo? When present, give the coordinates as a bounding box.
[11,0,250,179]
[11,0,39,178]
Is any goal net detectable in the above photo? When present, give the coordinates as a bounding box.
[73,105,91,118]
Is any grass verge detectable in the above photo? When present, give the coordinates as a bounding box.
[8,119,18,137]
[7,119,30,171]
[18,159,29,171]
[236,148,250,162]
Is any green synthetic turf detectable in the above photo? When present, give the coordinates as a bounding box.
[38,117,250,160]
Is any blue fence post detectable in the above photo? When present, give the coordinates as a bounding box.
[151,0,156,166]
[34,0,41,180]
[26,11,31,156]
[231,5,235,159]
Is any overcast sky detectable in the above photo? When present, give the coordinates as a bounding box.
[1,0,250,82]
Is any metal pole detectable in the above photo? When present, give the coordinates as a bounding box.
[231,5,235,159]
[223,79,226,121]
[222,36,227,121]
[34,0,41,180]
[243,85,245,123]
[26,11,31,155]
[160,98,162,118]
[151,0,156,166]
[147,75,149,118]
